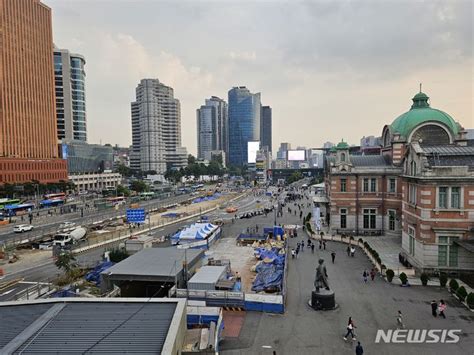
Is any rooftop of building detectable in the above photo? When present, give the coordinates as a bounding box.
[389,91,460,139]
[102,247,204,279]
[420,144,474,169]
[0,298,185,354]
[326,154,391,167]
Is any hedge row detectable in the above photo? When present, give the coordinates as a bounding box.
[363,241,382,265]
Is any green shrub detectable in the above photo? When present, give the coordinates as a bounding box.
[449,279,459,292]
[466,293,474,309]
[376,256,382,265]
[386,269,395,282]
[381,264,387,270]
[358,238,363,244]
[399,272,408,285]
[439,273,448,288]
[349,236,354,241]
[420,273,429,286]
[456,286,467,301]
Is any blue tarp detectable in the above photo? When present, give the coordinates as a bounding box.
[51,287,77,298]
[162,212,179,218]
[251,263,283,292]
[85,261,114,285]
[263,226,284,237]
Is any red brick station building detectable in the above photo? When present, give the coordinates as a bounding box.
[326,91,474,276]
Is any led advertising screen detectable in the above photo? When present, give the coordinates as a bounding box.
[287,150,306,161]
[247,141,260,164]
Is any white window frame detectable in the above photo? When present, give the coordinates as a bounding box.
[408,184,417,205]
[408,226,415,256]
[388,177,396,193]
[340,208,347,229]
[436,186,463,210]
[388,209,396,231]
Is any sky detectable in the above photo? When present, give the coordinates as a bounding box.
[45,0,473,154]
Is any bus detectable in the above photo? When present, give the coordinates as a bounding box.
[106,196,126,207]
[44,193,66,200]
[3,203,35,216]
[139,192,155,200]
[39,199,65,208]
[0,198,21,210]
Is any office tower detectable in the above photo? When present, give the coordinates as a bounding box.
[228,86,261,167]
[130,79,187,174]
[277,142,291,159]
[54,47,87,141]
[197,96,228,161]
[261,105,272,153]
[0,0,67,184]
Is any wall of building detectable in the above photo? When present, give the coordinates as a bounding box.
[0,158,68,184]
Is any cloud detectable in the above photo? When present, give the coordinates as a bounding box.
[228,51,257,61]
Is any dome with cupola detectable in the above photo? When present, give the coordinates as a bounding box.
[335,140,349,150]
[382,90,461,146]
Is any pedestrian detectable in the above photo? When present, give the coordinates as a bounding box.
[350,246,356,257]
[430,300,438,317]
[291,249,296,259]
[439,300,446,318]
[396,310,404,329]
[323,240,326,250]
[370,268,376,281]
[295,247,299,259]
[346,246,350,256]
[363,270,368,283]
[307,238,311,246]
[355,341,364,355]
[311,244,315,253]
[331,251,336,263]
[344,317,356,341]
[319,240,322,250]
[301,241,304,252]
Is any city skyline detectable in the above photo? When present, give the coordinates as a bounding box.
[46,0,472,154]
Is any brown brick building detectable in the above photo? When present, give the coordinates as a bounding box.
[0,0,67,184]
[326,91,474,274]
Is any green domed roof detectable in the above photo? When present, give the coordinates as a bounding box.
[329,146,337,153]
[336,140,349,150]
[390,91,459,139]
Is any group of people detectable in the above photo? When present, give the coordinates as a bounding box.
[431,299,447,318]
[346,245,356,257]
[362,268,377,283]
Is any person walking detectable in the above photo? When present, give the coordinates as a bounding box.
[370,268,376,281]
[295,247,299,259]
[439,300,446,318]
[344,317,356,341]
[363,270,368,283]
[346,245,350,256]
[311,244,315,253]
[396,310,404,329]
[350,246,356,257]
[331,252,336,264]
[291,248,296,259]
[323,240,326,250]
[301,241,305,252]
[355,341,364,355]
[430,300,438,317]
[319,240,322,250]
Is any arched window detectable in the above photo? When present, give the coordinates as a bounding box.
[341,153,346,162]
[411,124,450,145]
[383,130,391,147]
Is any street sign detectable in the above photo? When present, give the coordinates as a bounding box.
[126,208,146,223]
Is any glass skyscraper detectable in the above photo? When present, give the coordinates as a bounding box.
[54,47,87,141]
[228,87,261,166]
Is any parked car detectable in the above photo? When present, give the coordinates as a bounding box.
[14,224,34,233]
[59,221,76,230]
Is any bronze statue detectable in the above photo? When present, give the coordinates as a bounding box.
[314,258,330,292]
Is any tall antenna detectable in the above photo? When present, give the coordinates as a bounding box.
[419,83,422,93]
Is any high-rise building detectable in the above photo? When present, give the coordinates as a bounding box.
[0,0,68,184]
[130,79,187,174]
[197,96,228,161]
[276,142,291,159]
[228,87,261,166]
[261,106,272,153]
[54,47,87,141]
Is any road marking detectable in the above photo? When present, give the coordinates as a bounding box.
[261,345,273,349]
[0,288,16,296]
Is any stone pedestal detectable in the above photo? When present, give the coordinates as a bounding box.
[310,289,336,310]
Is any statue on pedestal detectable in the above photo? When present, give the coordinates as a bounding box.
[314,258,330,292]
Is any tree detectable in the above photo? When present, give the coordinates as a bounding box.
[188,154,196,165]
[287,171,303,184]
[130,180,148,193]
[109,248,129,262]
[116,164,133,178]
[116,184,130,197]
[55,251,77,274]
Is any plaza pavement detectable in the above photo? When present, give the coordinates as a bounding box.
[220,195,474,355]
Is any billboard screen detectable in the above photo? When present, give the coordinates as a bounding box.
[247,141,260,164]
[287,150,306,161]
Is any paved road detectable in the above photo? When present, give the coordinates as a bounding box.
[0,193,199,244]
[0,191,265,300]
[219,194,474,355]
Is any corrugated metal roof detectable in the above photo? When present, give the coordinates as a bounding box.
[422,145,474,156]
[350,155,390,167]
[0,300,179,354]
[188,266,227,285]
[103,247,204,278]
